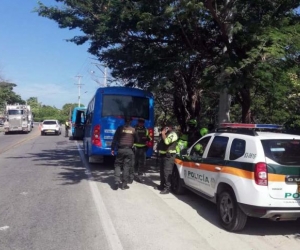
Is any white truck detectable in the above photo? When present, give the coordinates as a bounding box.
[3,104,33,134]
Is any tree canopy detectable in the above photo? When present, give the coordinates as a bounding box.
[0,81,25,114]
[35,1,300,128]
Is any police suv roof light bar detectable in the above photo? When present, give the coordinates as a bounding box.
[220,123,283,130]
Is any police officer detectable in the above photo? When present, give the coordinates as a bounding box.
[65,120,70,137]
[111,116,136,190]
[155,124,178,194]
[133,118,151,183]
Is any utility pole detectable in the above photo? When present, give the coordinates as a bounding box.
[104,66,107,87]
[91,63,107,87]
[75,75,84,107]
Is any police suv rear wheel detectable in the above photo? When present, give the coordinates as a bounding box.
[171,166,186,195]
[217,190,247,231]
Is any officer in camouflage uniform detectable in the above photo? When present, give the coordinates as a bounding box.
[111,116,136,190]
[133,118,151,183]
[155,123,178,194]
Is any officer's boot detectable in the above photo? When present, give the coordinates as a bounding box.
[134,174,143,183]
[160,188,170,195]
[121,182,130,190]
[154,184,164,191]
[113,182,120,191]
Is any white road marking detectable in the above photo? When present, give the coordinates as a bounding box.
[76,142,124,250]
[0,226,9,231]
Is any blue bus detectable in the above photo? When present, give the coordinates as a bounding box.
[71,107,87,139]
[83,87,154,162]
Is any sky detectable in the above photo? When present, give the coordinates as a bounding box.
[0,0,108,109]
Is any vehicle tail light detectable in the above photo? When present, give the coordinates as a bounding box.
[147,128,154,148]
[92,124,101,147]
[254,162,268,186]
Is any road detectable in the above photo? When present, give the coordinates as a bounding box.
[0,127,299,250]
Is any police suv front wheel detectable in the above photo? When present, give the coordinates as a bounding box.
[217,190,247,231]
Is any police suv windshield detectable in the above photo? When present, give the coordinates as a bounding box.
[261,139,300,165]
[102,95,150,119]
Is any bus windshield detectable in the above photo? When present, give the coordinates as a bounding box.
[102,94,150,119]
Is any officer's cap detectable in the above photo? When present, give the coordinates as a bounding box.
[138,118,145,123]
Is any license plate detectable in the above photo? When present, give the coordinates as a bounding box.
[46,130,54,132]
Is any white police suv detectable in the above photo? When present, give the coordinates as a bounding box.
[172,123,300,231]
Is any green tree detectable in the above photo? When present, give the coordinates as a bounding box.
[35,105,60,122]
[0,81,25,112]
[36,0,300,126]
[26,97,41,118]
[61,103,80,118]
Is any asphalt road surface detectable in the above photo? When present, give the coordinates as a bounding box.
[0,127,299,250]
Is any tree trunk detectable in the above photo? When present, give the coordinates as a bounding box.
[173,84,202,132]
[218,88,231,124]
[239,88,251,123]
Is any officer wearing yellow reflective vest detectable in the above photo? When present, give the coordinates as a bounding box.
[65,120,70,137]
[133,118,151,183]
[155,124,178,194]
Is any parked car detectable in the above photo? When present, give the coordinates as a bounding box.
[40,120,61,135]
[172,123,300,232]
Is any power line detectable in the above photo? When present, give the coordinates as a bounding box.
[91,63,108,87]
